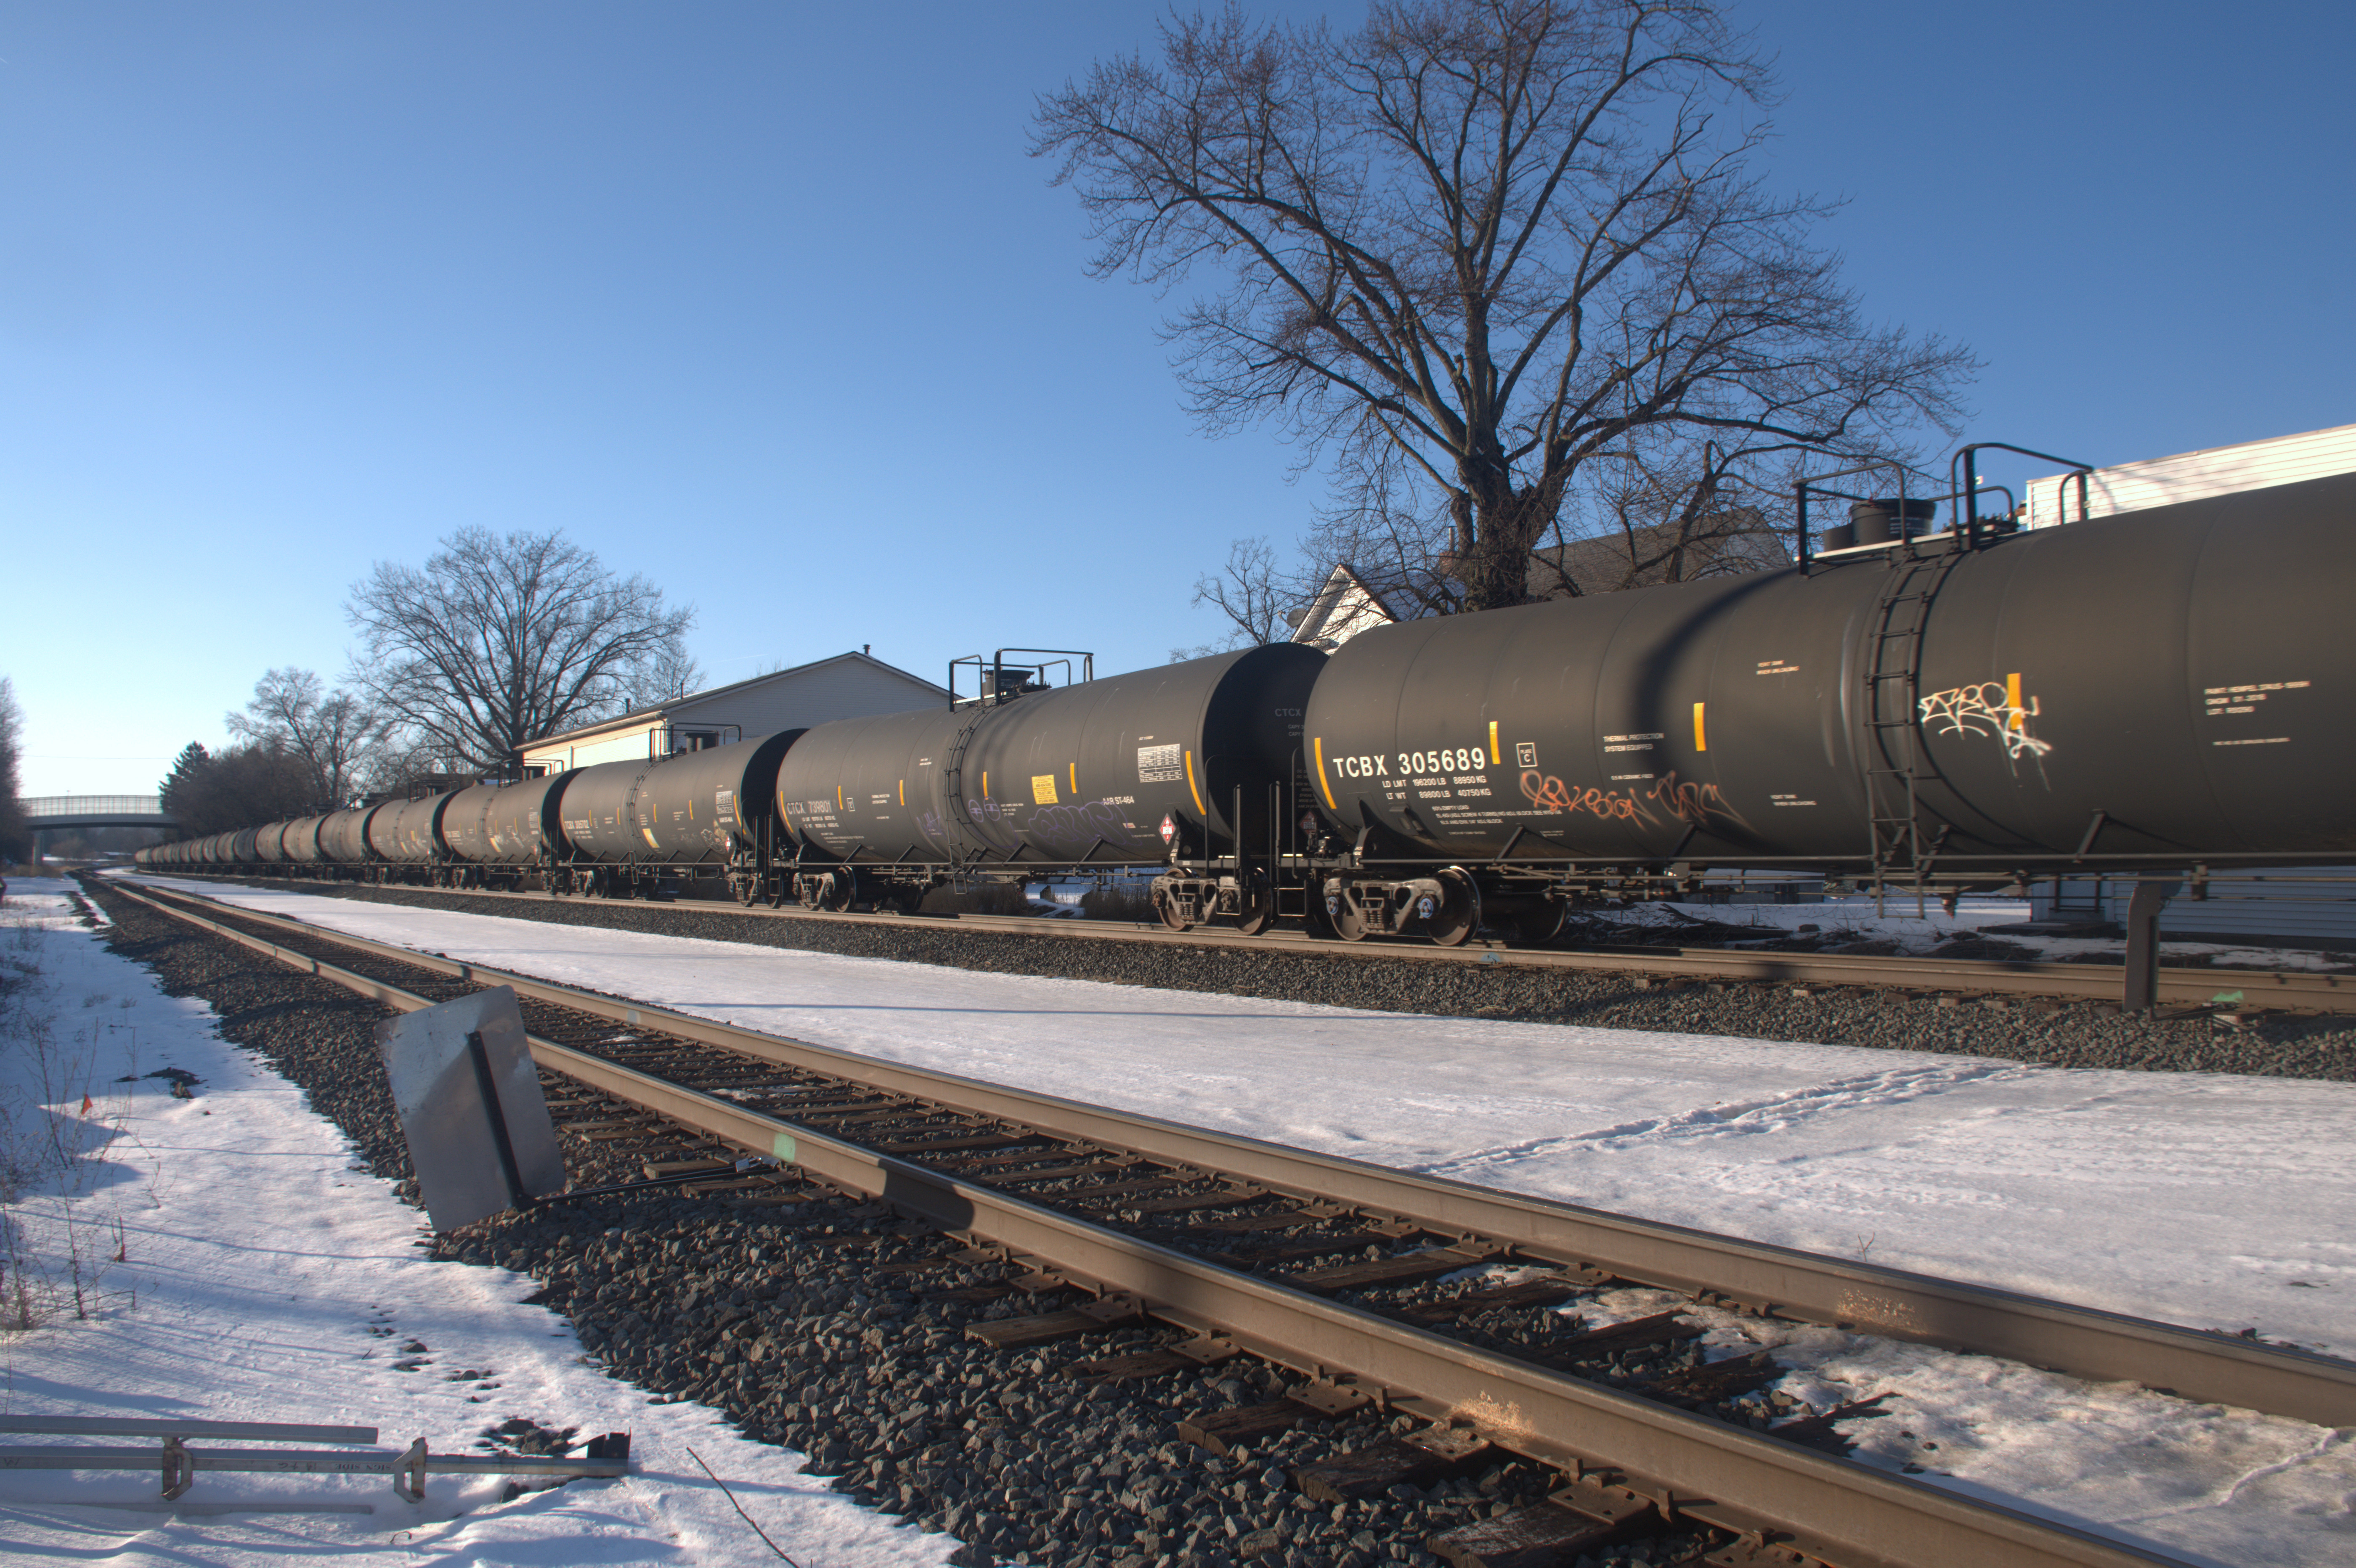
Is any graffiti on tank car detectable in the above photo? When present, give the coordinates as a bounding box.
[1919,678,2053,767]
[1519,769,1749,832]
[1027,800,1138,850]
[1522,771,1649,822]
[1648,771,1749,831]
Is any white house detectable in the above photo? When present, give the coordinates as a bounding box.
[520,651,947,773]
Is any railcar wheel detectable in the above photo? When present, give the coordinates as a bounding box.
[1154,885,1194,932]
[1512,901,1567,946]
[1326,882,1374,942]
[817,870,854,912]
[1424,867,1481,948]
[1234,877,1275,937]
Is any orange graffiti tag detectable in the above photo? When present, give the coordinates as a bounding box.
[1519,769,1750,833]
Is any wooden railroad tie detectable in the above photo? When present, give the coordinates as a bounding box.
[964,1294,1145,1351]
[1067,1335,1242,1384]
[1289,1244,1501,1296]
[1386,1272,1599,1327]
[1427,1475,1656,1568]
[1293,1425,1494,1502]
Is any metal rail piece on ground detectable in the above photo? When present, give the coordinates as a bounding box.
[107,881,2353,1568]
[0,1414,629,1503]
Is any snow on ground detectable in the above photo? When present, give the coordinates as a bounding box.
[119,873,2356,1351]
[103,872,2356,1566]
[1604,893,2354,972]
[0,879,951,1568]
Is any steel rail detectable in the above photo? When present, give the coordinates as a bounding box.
[111,879,2356,1432]
[109,880,2205,1568]
[153,871,2353,1011]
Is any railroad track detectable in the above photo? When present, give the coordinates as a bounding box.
[109,878,2356,1568]
[147,869,2356,1013]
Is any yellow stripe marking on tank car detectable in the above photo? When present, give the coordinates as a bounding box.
[898,779,905,805]
[982,771,989,799]
[1313,738,1337,809]
[1184,751,1205,815]
[2006,672,2024,728]
[1693,702,1708,752]
[1487,720,1499,765]
[1069,762,1077,795]
[837,786,844,810]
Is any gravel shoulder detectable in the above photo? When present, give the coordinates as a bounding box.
[77,876,1623,1568]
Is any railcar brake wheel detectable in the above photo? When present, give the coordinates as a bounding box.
[1425,867,1481,947]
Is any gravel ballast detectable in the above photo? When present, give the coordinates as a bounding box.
[84,877,1706,1568]
[151,875,2356,1082]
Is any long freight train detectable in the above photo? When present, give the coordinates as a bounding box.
[138,462,2356,945]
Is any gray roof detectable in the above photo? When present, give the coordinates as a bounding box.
[1525,513,1790,597]
[531,650,947,747]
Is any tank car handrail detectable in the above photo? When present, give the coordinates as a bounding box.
[1952,441,2091,540]
[1794,456,1912,571]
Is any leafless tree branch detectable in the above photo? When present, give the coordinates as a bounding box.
[343,529,695,776]
[1036,0,1974,612]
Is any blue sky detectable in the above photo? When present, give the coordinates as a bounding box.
[6,1,2349,797]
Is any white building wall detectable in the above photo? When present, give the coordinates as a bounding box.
[521,656,945,774]
[2024,422,2356,527]
[536,723,666,773]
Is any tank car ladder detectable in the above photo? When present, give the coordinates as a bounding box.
[1861,549,1963,914]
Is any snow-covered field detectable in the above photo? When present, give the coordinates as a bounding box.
[0,880,949,1568]
[7,871,2354,1565]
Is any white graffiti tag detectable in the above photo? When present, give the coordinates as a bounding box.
[1919,680,2054,764]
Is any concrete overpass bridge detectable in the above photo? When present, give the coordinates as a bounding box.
[24,796,176,843]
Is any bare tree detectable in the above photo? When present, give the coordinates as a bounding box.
[1171,537,1300,659]
[158,740,318,840]
[0,677,27,867]
[224,668,391,809]
[345,529,696,776]
[1037,0,1973,612]
[622,641,707,710]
